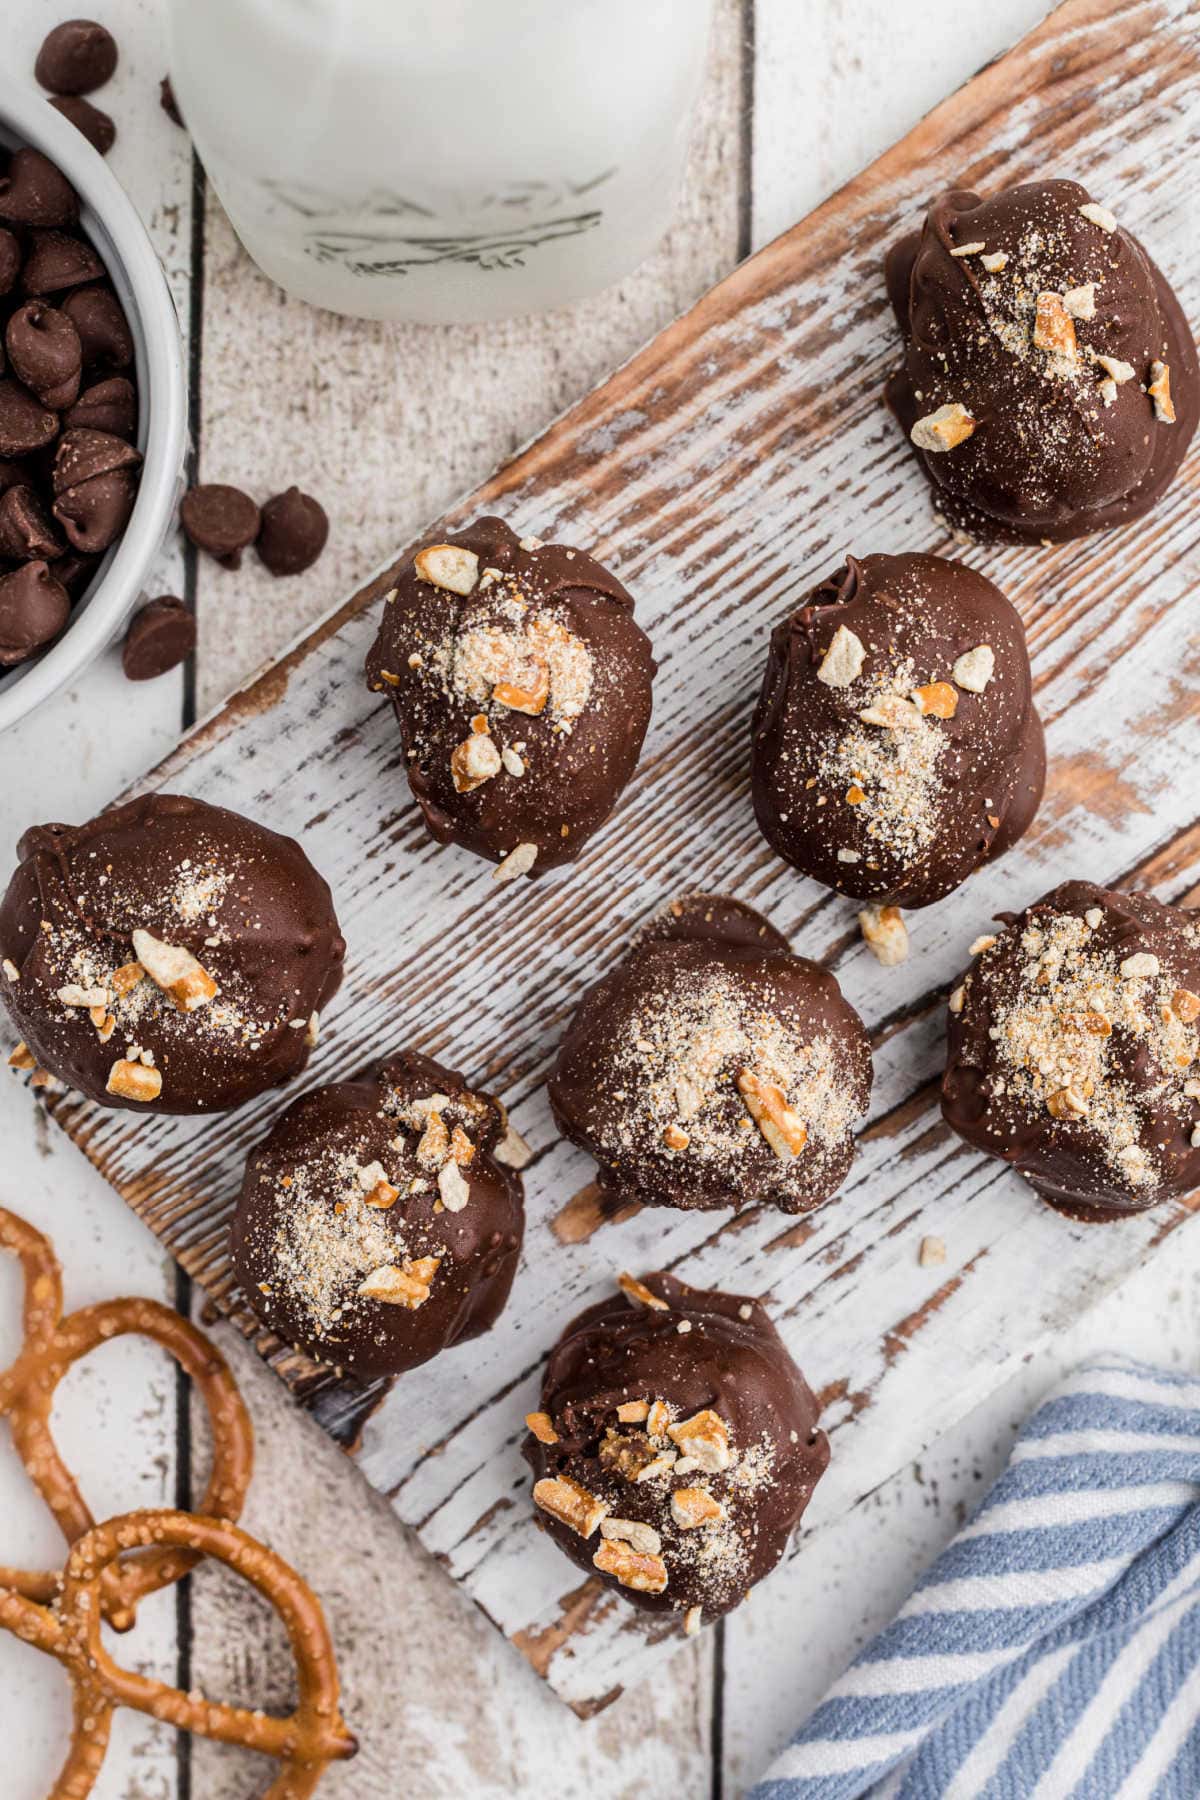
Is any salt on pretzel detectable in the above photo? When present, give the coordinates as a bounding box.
[0,1206,253,1629]
[1,1507,357,1798]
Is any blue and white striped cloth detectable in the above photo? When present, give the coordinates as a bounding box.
[752,1358,1200,1800]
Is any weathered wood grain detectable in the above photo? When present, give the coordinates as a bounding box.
[30,0,1200,1718]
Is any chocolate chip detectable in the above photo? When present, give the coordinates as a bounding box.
[53,552,98,596]
[6,301,83,410]
[48,94,116,156]
[63,375,136,439]
[0,230,20,298]
[0,380,60,458]
[160,77,184,128]
[53,466,137,553]
[0,147,80,230]
[21,229,104,296]
[0,561,70,665]
[256,486,328,576]
[35,20,119,96]
[0,485,64,561]
[122,595,195,680]
[180,484,261,568]
[53,427,141,495]
[60,284,133,370]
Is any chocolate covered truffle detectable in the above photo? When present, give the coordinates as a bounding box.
[548,895,872,1214]
[885,180,1198,542]
[365,517,655,881]
[0,793,344,1114]
[524,1271,829,1629]
[751,552,1045,921]
[942,881,1200,1219]
[231,1049,526,1378]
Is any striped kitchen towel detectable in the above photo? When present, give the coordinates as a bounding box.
[752,1358,1200,1800]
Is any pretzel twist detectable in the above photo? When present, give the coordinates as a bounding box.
[2,1509,357,1799]
[0,1207,254,1629]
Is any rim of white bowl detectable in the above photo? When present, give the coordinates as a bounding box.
[0,79,189,734]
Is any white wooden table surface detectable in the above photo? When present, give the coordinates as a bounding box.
[3,3,1198,1796]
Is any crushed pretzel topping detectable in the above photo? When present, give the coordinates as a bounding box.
[106,1058,162,1103]
[1149,361,1176,424]
[130,929,218,1013]
[816,625,867,689]
[910,402,975,452]
[618,1272,669,1311]
[525,1411,559,1445]
[534,1476,608,1539]
[414,543,479,595]
[593,1538,669,1593]
[859,904,909,968]
[952,645,995,692]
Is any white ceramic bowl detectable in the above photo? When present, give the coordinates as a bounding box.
[0,80,188,733]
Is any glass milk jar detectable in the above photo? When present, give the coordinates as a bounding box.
[166,0,717,324]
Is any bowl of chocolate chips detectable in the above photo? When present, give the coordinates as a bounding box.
[0,58,186,730]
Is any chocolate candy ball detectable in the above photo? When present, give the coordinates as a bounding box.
[942,880,1200,1219]
[548,894,872,1215]
[231,1049,526,1378]
[751,551,1045,912]
[0,793,345,1114]
[525,1272,829,1628]
[365,517,655,880]
[885,179,1199,543]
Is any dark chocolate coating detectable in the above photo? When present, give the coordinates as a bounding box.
[942,880,1200,1219]
[548,894,872,1214]
[231,1048,525,1378]
[0,792,345,1114]
[365,516,655,875]
[750,552,1045,909]
[885,180,1199,543]
[48,95,117,157]
[524,1272,829,1623]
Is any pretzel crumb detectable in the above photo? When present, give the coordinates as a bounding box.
[859,904,909,967]
[919,1235,946,1267]
[911,402,975,452]
[533,1475,608,1538]
[414,543,479,595]
[525,1411,559,1445]
[493,842,538,883]
[737,1068,808,1160]
[952,645,995,692]
[106,1058,163,1103]
[592,1538,669,1593]
[357,1256,440,1308]
[1149,361,1176,424]
[618,1272,669,1311]
[131,930,218,1012]
[667,1409,733,1473]
[816,624,867,688]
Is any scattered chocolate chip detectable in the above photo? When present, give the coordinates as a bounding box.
[122,595,195,679]
[0,230,20,298]
[53,465,137,553]
[6,301,83,410]
[63,375,136,439]
[21,229,104,296]
[0,379,60,458]
[35,20,119,96]
[53,427,141,495]
[256,486,328,576]
[160,76,184,128]
[0,484,64,561]
[0,148,80,230]
[61,284,133,369]
[180,483,261,568]
[48,94,116,156]
[0,560,70,664]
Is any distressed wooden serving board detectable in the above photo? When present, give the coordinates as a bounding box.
[36,0,1200,1713]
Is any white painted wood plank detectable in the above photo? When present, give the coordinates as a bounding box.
[38,0,1200,1727]
[751,0,1055,251]
[1,4,193,1795]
